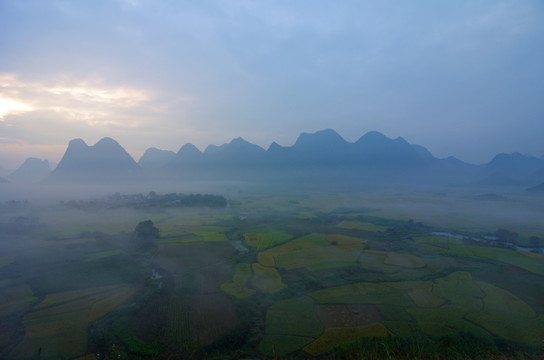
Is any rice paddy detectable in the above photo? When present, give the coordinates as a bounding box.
[10,285,137,359]
[303,324,392,356]
[1,191,543,359]
[221,263,255,299]
[251,263,287,294]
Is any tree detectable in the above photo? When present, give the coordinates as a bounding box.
[530,236,542,248]
[135,220,159,248]
[494,228,518,244]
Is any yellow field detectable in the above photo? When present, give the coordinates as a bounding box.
[251,263,287,294]
[221,263,255,299]
[187,225,229,241]
[258,251,276,267]
[466,281,543,345]
[256,233,366,270]
[257,234,330,267]
[244,230,292,249]
[11,285,137,359]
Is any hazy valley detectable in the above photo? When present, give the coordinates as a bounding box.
[1,129,543,359]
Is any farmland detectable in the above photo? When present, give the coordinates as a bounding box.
[0,189,543,359]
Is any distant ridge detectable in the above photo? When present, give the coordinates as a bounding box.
[48,137,141,183]
[7,158,50,183]
[34,129,542,189]
[353,131,423,165]
[156,129,451,186]
[138,147,175,170]
[485,153,544,178]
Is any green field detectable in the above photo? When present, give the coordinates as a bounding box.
[221,263,255,298]
[259,296,323,357]
[244,229,292,249]
[10,285,137,359]
[336,221,388,232]
[303,324,391,356]
[251,263,287,293]
[0,190,543,359]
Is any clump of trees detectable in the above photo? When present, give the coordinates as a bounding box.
[142,193,227,208]
[135,220,159,249]
[530,236,542,248]
[494,228,518,245]
[62,192,228,210]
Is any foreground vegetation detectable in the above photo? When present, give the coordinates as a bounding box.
[0,190,543,359]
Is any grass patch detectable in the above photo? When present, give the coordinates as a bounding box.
[251,263,287,294]
[408,283,446,308]
[307,261,358,271]
[310,283,412,307]
[327,332,501,360]
[304,324,391,356]
[221,263,255,299]
[244,230,292,250]
[0,284,37,317]
[408,307,488,337]
[85,249,122,261]
[466,281,543,345]
[257,251,276,267]
[388,281,445,308]
[319,233,367,249]
[315,304,383,328]
[415,235,464,247]
[113,316,161,356]
[383,321,418,337]
[264,296,323,338]
[257,233,331,268]
[358,251,400,273]
[165,295,193,352]
[258,334,315,358]
[258,234,363,269]
[243,223,293,249]
[432,271,484,311]
[336,221,388,232]
[274,245,361,270]
[384,252,425,268]
[444,244,544,276]
[259,296,322,357]
[187,225,229,241]
[159,234,201,243]
[12,285,136,359]
[189,293,238,345]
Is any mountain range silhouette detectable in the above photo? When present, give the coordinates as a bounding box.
[5,129,544,190]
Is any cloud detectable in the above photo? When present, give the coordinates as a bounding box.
[0,0,543,167]
[0,73,158,125]
[0,72,196,167]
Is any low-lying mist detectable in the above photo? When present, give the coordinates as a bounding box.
[1,181,543,359]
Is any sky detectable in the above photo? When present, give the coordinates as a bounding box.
[1,0,543,171]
